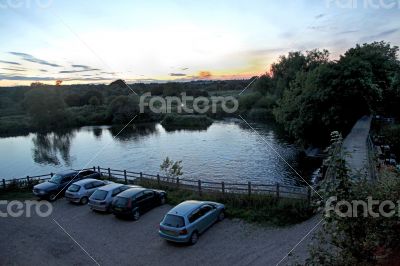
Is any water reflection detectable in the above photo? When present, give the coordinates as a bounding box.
[32,130,75,166]
[108,123,158,142]
[92,128,103,139]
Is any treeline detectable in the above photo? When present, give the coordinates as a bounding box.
[240,41,400,146]
[0,79,247,134]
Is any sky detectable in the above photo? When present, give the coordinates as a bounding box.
[0,0,399,86]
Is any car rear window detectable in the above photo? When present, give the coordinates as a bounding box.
[113,197,129,207]
[91,189,108,200]
[162,214,185,228]
[67,184,80,192]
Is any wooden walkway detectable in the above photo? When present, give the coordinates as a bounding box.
[342,115,372,179]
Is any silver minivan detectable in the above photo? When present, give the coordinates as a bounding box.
[65,178,108,204]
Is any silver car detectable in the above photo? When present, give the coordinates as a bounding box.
[65,179,108,204]
[88,183,141,212]
[159,200,225,245]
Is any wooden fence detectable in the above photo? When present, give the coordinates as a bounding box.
[1,166,311,200]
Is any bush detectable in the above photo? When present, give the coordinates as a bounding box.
[161,114,213,130]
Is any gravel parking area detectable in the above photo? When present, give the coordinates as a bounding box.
[0,200,320,266]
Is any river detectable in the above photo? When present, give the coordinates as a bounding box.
[0,120,319,186]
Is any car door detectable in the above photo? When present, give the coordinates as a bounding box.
[83,182,94,196]
[89,181,104,196]
[60,174,74,192]
[135,192,148,212]
[143,190,156,209]
[197,205,214,232]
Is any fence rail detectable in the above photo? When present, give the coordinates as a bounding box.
[1,166,311,200]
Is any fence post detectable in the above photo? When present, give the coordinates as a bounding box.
[108,168,111,179]
[248,181,251,196]
[97,166,101,174]
[140,172,143,183]
[124,170,127,184]
[50,172,54,177]
[27,176,30,185]
[198,180,202,196]
[157,174,160,185]
[307,187,312,205]
[276,183,280,199]
[176,177,180,188]
[221,181,225,195]
[93,166,96,172]
[2,179,5,189]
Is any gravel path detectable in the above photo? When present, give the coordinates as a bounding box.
[0,200,321,266]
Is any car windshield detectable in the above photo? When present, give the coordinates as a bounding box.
[91,190,108,200]
[162,214,185,228]
[113,197,129,207]
[48,174,63,184]
[67,184,80,192]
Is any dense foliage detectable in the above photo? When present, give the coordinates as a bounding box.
[240,41,400,146]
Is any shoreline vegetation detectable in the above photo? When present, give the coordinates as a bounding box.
[0,41,399,149]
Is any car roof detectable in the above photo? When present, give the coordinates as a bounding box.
[168,200,206,216]
[56,170,78,176]
[97,183,123,191]
[117,187,146,198]
[72,178,100,186]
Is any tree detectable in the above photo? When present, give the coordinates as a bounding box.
[23,88,70,128]
[160,157,183,179]
[107,95,139,124]
[88,96,100,108]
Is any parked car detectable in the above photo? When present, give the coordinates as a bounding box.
[65,179,108,204]
[33,170,100,201]
[88,183,141,212]
[111,187,167,220]
[159,200,225,245]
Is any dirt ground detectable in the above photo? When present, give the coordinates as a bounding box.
[0,199,321,266]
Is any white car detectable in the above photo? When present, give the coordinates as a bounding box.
[65,179,108,204]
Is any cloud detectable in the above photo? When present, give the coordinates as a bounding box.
[338,30,359,35]
[169,73,186,77]
[0,60,21,65]
[198,71,212,79]
[71,64,91,69]
[315,14,325,19]
[362,28,399,41]
[0,74,54,81]
[181,67,189,71]
[2,68,26,72]
[9,52,61,67]
[39,69,48,72]
[59,68,100,74]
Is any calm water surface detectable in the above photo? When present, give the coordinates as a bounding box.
[0,120,318,185]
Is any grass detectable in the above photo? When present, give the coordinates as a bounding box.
[161,114,213,130]
[135,179,315,226]
[0,188,35,200]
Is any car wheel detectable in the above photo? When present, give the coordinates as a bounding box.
[132,210,140,221]
[160,196,166,205]
[80,197,89,205]
[189,231,199,245]
[218,210,225,221]
[49,193,57,202]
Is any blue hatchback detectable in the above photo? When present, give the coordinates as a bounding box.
[159,200,225,245]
